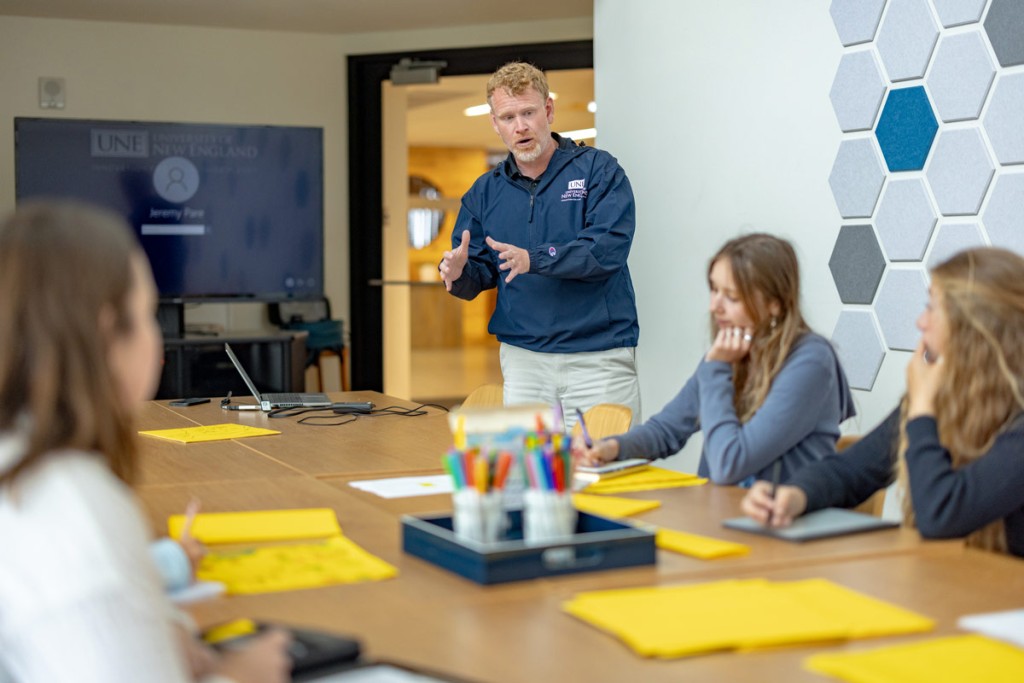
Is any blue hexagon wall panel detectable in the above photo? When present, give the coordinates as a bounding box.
[830,0,887,47]
[830,311,886,391]
[875,86,938,172]
[926,31,995,123]
[876,0,939,81]
[985,0,1024,68]
[983,173,1024,255]
[926,128,994,217]
[932,0,987,28]
[829,225,886,304]
[829,139,886,219]
[830,50,887,132]
[875,268,929,351]
[927,223,986,270]
[875,179,936,261]
[983,72,1024,166]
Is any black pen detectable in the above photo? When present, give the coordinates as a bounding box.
[768,459,782,526]
[575,408,593,448]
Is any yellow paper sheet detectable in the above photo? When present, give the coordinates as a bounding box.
[139,423,280,444]
[581,467,707,494]
[655,528,750,560]
[197,535,398,594]
[805,634,1024,683]
[168,508,342,544]
[563,578,933,659]
[572,493,661,518]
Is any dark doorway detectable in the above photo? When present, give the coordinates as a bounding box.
[348,40,593,391]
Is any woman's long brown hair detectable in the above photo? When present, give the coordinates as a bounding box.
[898,247,1024,553]
[0,201,141,487]
[707,233,810,421]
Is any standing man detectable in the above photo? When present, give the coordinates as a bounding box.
[439,62,640,426]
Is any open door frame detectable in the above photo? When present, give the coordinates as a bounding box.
[348,40,593,391]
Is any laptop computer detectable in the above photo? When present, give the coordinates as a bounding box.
[224,342,332,411]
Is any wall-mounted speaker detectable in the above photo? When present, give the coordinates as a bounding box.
[38,77,65,110]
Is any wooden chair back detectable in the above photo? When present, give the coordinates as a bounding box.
[571,403,633,441]
[460,384,504,409]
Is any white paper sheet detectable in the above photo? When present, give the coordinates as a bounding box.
[349,475,454,499]
[958,608,1024,647]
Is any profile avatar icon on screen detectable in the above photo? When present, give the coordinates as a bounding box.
[153,156,199,203]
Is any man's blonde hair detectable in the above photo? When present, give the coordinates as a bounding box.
[487,62,549,106]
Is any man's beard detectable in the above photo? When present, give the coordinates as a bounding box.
[511,138,545,164]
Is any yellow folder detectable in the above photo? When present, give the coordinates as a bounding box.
[197,535,398,594]
[806,634,1024,683]
[581,467,707,494]
[140,423,280,443]
[168,508,342,544]
[572,493,661,518]
[655,528,750,560]
[563,578,933,659]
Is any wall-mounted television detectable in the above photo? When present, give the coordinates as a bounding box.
[14,117,324,303]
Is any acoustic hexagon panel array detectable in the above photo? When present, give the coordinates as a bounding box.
[827,0,1024,390]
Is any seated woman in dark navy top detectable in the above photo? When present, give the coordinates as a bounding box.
[743,247,1024,558]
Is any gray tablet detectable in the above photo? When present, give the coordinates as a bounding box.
[722,507,899,542]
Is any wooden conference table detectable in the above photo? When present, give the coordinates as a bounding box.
[135,392,1024,683]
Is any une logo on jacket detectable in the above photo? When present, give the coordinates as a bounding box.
[562,178,588,201]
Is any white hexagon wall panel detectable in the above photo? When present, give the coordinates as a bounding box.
[983,72,1024,166]
[926,223,986,270]
[983,173,1024,254]
[830,310,886,391]
[876,0,940,81]
[829,139,886,219]
[875,179,936,261]
[830,50,887,132]
[830,0,887,47]
[926,31,995,122]
[875,268,929,351]
[931,0,988,28]
[925,128,994,217]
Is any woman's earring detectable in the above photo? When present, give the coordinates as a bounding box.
[771,316,778,329]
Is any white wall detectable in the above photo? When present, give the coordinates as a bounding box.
[0,15,591,333]
[595,0,906,471]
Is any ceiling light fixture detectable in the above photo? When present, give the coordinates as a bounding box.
[559,127,597,140]
[463,103,490,117]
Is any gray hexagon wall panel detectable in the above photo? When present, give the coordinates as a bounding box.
[829,139,886,218]
[985,0,1024,68]
[829,225,886,304]
[830,50,887,132]
[926,31,995,123]
[830,311,886,391]
[926,128,994,216]
[983,72,1024,165]
[983,173,1024,254]
[926,223,986,270]
[875,179,936,260]
[876,0,939,81]
[830,0,887,47]
[875,268,929,351]
[931,0,987,28]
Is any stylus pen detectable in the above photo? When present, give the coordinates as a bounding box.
[575,408,593,448]
[768,459,783,526]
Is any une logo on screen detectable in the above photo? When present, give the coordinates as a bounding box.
[90,129,149,158]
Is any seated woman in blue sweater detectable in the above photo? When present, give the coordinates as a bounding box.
[742,247,1024,557]
[574,233,854,485]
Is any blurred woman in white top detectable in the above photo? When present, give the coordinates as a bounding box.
[0,201,290,683]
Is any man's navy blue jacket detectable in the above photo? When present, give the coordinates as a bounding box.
[449,135,639,354]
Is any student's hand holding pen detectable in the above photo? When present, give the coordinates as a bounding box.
[571,435,621,467]
[741,481,807,528]
[177,497,206,575]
